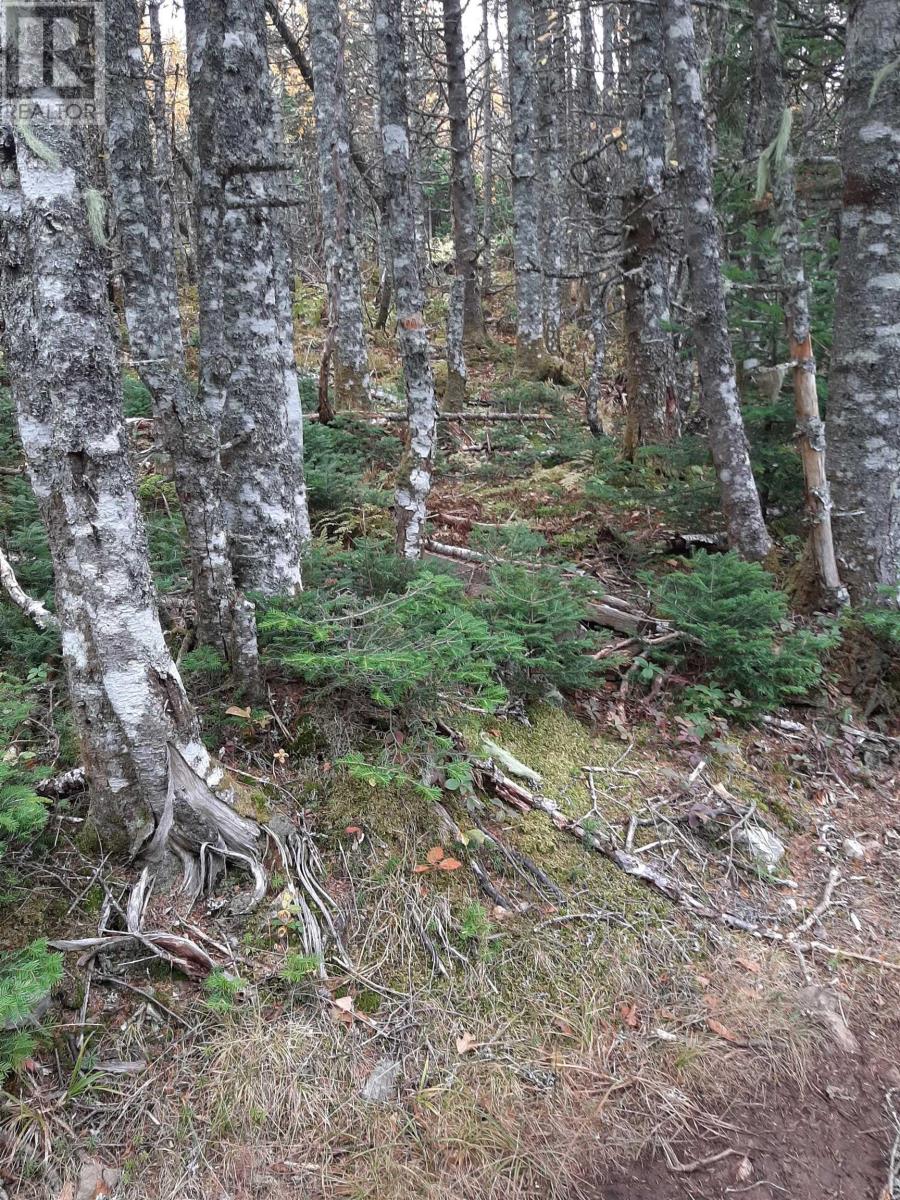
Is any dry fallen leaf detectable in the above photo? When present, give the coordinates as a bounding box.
[735,956,760,974]
[619,1003,639,1029]
[456,1031,478,1055]
[438,857,462,871]
[426,846,446,865]
[707,1017,745,1046]
[412,864,430,874]
[225,704,252,719]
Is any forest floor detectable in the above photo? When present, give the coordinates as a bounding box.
[2,281,900,1200]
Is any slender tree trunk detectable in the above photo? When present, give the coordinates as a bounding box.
[579,0,608,435]
[827,0,900,604]
[185,0,308,595]
[441,0,486,344]
[375,0,439,558]
[147,1,177,266]
[308,0,373,409]
[0,120,224,854]
[106,0,258,680]
[507,0,547,373]
[622,0,677,456]
[445,276,468,410]
[749,0,845,604]
[660,0,772,561]
[535,0,564,354]
[481,0,494,296]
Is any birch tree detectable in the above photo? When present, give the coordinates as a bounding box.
[827,0,900,604]
[507,0,547,373]
[441,0,486,344]
[660,0,772,561]
[308,0,373,409]
[622,0,678,456]
[105,0,258,678]
[481,0,495,296]
[748,0,844,604]
[0,119,234,855]
[374,0,439,558]
[185,0,308,595]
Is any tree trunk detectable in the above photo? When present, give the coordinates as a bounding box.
[535,0,564,355]
[185,0,308,595]
[374,0,439,559]
[0,120,225,854]
[445,276,468,410]
[660,0,772,561]
[308,0,373,410]
[507,0,547,374]
[481,0,494,296]
[749,0,845,605]
[441,0,486,344]
[622,0,677,456]
[106,0,259,679]
[146,1,178,270]
[827,0,900,604]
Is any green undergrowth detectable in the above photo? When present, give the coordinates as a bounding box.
[258,537,608,715]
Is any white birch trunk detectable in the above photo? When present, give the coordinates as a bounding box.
[374,0,439,559]
[535,0,564,355]
[0,120,223,854]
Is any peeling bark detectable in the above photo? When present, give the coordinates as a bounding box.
[106,0,259,678]
[375,0,438,559]
[748,0,845,605]
[507,0,547,372]
[827,0,900,604]
[185,0,308,594]
[441,0,486,344]
[622,0,678,456]
[660,0,771,561]
[445,276,468,411]
[0,120,223,854]
[308,0,373,410]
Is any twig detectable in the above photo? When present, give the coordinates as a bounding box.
[789,866,841,941]
[93,973,191,1027]
[666,1145,741,1174]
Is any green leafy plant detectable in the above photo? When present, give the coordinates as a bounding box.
[648,552,834,726]
[280,951,322,984]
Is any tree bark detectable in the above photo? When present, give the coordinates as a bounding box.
[374,0,439,559]
[0,120,224,854]
[441,0,486,344]
[660,0,772,561]
[749,0,845,605]
[535,0,565,355]
[827,0,900,605]
[481,0,494,296]
[622,0,677,456]
[507,0,547,373]
[185,0,308,595]
[445,276,468,410]
[308,0,373,410]
[106,0,259,678]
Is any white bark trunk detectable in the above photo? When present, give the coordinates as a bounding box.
[0,120,223,854]
[374,0,439,559]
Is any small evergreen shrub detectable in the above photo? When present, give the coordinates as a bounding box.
[0,941,61,1077]
[648,552,833,726]
[303,417,401,516]
[259,540,604,712]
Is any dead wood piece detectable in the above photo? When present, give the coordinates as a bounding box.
[0,546,58,631]
[36,767,88,799]
[666,1146,741,1174]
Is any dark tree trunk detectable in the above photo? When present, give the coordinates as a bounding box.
[660,0,772,560]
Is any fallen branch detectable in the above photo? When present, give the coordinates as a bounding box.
[0,545,58,631]
[666,1146,741,1174]
[36,767,88,799]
